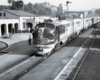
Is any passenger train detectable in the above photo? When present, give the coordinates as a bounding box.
[32,17,100,56]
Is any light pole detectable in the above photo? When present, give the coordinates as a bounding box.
[66,1,72,12]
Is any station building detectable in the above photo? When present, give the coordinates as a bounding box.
[0,9,58,37]
[0,9,36,37]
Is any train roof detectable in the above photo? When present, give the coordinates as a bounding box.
[42,20,73,26]
[57,20,73,25]
[72,18,83,21]
[82,17,92,20]
[37,21,62,26]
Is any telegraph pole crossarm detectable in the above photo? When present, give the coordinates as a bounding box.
[66,1,72,12]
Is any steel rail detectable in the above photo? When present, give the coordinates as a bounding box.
[72,30,99,80]
[54,29,97,80]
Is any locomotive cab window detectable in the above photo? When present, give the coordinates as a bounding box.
[35,23,44,29]
[66,24,70,27]
[76,21,81,27]
[42,23,55,42]
[76,21,80,24]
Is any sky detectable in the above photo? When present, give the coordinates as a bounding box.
[1,0,100,11]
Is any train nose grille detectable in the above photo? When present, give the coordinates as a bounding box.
[33,38,43,44]
[33,38,49,44]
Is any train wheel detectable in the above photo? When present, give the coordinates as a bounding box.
[43,52,49,59]
[51,48,55,53]
[55,43,60,50]
[68,36,72,41]
[46,52,50,56]
[77,31,80,35]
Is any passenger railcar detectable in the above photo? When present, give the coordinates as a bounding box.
[73,19,83,35]
[93,16,100,28]
[82,18,93,30]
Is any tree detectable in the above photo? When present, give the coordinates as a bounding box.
[17,0,24,10]
[88,10,93,14]
[95,9,100,16]
[8,0,14,5]
[8,0,14,8]
[11,0,24,10]
[24,3,35,14]
[56,4,63,20]
[45,7,52,15]
[33,3,52,15]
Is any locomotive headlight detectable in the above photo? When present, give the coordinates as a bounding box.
[38,47,43,51]
[44,38,49,43]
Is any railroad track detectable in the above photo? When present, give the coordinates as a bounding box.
[71,30,100,80]
[69,31,100,80]
[54,29,99,80]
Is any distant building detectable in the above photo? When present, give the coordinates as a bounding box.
[64,11,89,19]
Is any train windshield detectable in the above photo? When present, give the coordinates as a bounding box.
[43,29,54,40]
[33,23,55,44]
[35,23,55,30]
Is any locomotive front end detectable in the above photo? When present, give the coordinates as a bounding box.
[32,23,55,56]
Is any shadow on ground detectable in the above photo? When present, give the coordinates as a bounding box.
[0,40,35,56]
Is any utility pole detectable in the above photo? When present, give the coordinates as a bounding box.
[66,1,72,19]
[66,1,72,12]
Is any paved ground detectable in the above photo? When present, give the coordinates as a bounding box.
[0,33,35,55]
[74,50,100,80]
[0,33,31,45]
[0,33,32,51]
[0,33,35,74]
[0,42,7,51]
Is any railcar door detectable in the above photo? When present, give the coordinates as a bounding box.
[70,22,74,37]
[56,25,66,43]
[55,27,60,43]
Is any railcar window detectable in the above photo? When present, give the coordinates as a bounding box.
[71,23,74,26]
[0,13,2,16]
[76,21,81,27]
[76,21,80,24]
[58,25,65,34]
[3,13,6,16]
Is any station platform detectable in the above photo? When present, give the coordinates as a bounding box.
[0,33,35,79]
[0,41,8,52]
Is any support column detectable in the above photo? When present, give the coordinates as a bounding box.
[12,24,15,34]
[17,23,19,33]
[6,24,9,35]
[0,25,1,37]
